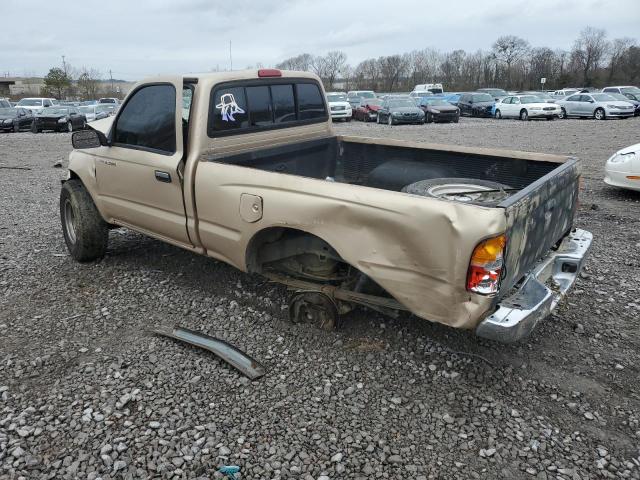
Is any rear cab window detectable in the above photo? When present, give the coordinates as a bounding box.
[208,79,327,137]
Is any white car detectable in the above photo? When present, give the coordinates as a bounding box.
[604,143,640,192]
[326,92,352,122]
[494,95,560,120]
[79,105,110,123]
[556,93,635,120]
[15,97,58,111]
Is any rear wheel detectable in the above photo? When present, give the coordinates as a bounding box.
[594,108,605,120]
[60,180,109,262]
[426,112,433,123]
[520,109,529,121]
[289,292,339,331]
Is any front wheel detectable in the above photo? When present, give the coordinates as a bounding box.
[60,180,109,262]
[558,108,566,119]
[426,112,433,123]
[520,109,529,121]
[387,115,393,126]
[495,109,502,119]
[594,108,605,120]
[13,123,19,133]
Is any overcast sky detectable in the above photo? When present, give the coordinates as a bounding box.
[2,0,638,80]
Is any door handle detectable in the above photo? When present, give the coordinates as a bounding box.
[155,170,171,183]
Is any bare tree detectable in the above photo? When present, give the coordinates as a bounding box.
[571,27,609,86]
[77,68,101,100]
[608,37,636,82]
[320,51,347,89]
[276,53,314,71]
[492,35,530,87]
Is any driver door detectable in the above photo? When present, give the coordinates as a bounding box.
[94,77,192,247]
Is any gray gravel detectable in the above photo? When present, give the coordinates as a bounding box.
[1,118,639,479]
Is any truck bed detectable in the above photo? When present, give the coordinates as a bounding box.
[203,134,580,303]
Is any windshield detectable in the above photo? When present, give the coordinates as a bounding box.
[620,87,640,94]
[0,108,16,116]
[424,99,450,106]
[79,106,95,114]
[17,99,42,106]
[519,95,541,104]
[591,94,615,102]
[482,89,508,96]
[40,107,70,115]
[388,99,416,108]
[327,94,348,102]
[472,94,494,102]
[357,92,375,99]
[428,88,443,94]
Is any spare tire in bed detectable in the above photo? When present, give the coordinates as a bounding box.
[402,177,513,206]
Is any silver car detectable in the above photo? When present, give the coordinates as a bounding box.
[556,93,635,120]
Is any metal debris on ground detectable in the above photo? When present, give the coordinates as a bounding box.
[152,326,266,380]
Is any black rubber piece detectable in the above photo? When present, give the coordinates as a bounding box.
[60,179,109,262]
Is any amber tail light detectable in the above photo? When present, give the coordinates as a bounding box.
[467,234,506,295]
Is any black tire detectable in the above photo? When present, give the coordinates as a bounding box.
[495,109,502,119]
[387,115,393,126]
[30,121,37,133]
[426,112,433,123]
[520,109,529,121]
[13,123,19,133]
[559,108,566,119]
[453,115,459,123]
[60,179,109,262]
[594,108,605,120]
[402,177,512,206]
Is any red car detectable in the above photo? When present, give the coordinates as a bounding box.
[354,98,383,122]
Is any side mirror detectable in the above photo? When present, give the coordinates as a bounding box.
[72,129,108,149]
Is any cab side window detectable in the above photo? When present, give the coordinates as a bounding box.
[114,84,176,154]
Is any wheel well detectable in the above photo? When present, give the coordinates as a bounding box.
[68,170,80,181]
[245,227,343,274]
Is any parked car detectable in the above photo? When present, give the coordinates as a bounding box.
[98,97,120,104]
[81,100,98,106]
[326,92,352,122]
[96,104,118,116]
[418,97,459,123]
[353,98,383,122]
[62,68,591,343]
[458,92,495,117]
[517,91,556,103]
[347,90,376,101]
[604,143,640,191]
[409,91,434,100]
[412,83,444,94]
[376,97,425,125]
[0,98,11,108]
[550,89,579,100]
[79,105,110,123]
[621,92,640,114]
[604,143,640,192]
[60,101,81,107]
[16,97,58,111]
[442,93,461,106]
[0,107,34,132]
[33,106,87,132]
[606,93,640,116]
[556,93,635,120]
[602,86,640,95]
[477,88,508,101]
[494,95,560,120]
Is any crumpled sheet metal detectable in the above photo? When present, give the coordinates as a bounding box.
[153,326,266,380]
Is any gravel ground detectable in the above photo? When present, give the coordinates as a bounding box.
[1,117,639,480]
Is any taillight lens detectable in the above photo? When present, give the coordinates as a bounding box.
[467,234,506,295]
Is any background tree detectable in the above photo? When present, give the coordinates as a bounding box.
[43,67,71,99]
[77,68,101,100]
[570,27,609,86]
[492,35,530,88]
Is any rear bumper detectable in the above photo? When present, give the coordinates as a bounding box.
[476,228,592,343]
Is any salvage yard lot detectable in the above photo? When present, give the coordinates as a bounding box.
[1,117,639,479]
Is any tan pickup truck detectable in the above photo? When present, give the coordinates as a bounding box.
[61,69,592,342]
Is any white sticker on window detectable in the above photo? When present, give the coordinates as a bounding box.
[216,93,245,122]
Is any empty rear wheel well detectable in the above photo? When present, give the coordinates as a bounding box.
[245,227,342,274]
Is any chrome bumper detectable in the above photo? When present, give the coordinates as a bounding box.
[476,228,593,343]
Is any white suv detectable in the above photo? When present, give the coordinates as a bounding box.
[16,98,58,111]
